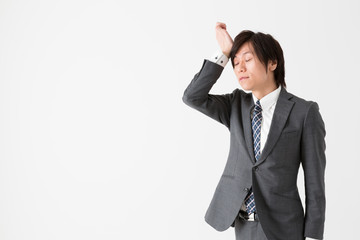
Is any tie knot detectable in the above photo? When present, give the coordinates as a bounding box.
[255,100,262,112]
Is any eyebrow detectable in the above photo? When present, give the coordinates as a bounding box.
[234,51,253,58]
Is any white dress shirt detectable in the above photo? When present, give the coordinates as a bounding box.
[210,51,229,68]
[251,85,281,154]
[207,51,319,240]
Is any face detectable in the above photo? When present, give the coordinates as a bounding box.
[233,42,277,94]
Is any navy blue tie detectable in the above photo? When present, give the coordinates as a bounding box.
[244,100,262,214]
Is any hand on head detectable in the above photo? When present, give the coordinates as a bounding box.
[215,22,234,58]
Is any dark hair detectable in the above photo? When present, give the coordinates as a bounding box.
[229,30,286,88]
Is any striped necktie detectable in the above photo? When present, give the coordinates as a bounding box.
[244,99,262,214]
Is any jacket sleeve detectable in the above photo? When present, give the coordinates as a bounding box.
[301,101,326,239]
[182,59,237,129]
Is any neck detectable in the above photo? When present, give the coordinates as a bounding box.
[253,82,278,100]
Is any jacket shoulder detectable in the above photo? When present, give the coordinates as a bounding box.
[286,90,319,111]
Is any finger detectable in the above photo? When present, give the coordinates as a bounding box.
[216,22,226,29]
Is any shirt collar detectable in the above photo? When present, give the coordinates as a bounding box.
[252,85,282,111]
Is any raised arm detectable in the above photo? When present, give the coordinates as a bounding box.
[182,22,236,129]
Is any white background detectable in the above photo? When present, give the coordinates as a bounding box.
[1,0,359,239]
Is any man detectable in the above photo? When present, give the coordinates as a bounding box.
[182,22,326,240]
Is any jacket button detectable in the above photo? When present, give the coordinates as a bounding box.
[254,166,259,171]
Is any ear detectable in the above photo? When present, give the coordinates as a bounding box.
[268,60,277,72]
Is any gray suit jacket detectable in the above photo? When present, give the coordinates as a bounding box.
[182,60,326,240]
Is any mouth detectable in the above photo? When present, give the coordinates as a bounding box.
[239,77,249,81]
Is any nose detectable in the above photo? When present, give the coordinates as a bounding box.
[236,61,246,73]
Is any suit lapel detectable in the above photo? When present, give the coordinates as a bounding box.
[242,93,256,164]
[242,87,294,166]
